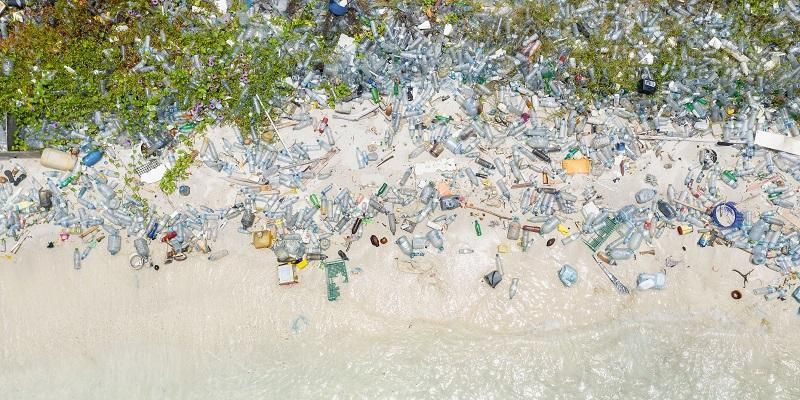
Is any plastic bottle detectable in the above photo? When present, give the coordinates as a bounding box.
[507,218,521,240]
[387,213,396,235]
[208,250,229,261]
[426,229,444,250]
[474,220,482,236]
[635,188,657,204]
[73,248,81,270]
[540,216,560,234]
[509,278,519,300]
[748,218,768,241]
[107,231,121,255]
[395,236,413,256]
[494,158,507,177]
[496,180,511,199]
[608,248,634,260]
[134,238,150,259]
[398,167,413,186]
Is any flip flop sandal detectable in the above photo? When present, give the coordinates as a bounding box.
[13,174,26,186]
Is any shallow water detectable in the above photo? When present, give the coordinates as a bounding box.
[2,219,798,399]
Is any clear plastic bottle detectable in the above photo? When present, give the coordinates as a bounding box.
[107,231,121,255]
[608,248,634,260]
[540,216,560,234]
[507,218,521,240]
[73,248,81,270]
[509,278,519,300]
[208,250,229,261]
[395,236,413,256]
[134,238,150,259]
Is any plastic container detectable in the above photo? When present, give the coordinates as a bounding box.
[558,265,578,287]
[636,273,666,290]
[40,148,77,171]
[329,1,348,17]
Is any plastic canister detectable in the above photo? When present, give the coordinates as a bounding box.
[40,148,77,171]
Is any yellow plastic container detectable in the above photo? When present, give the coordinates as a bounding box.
[40,148,77,171]
[561,158,592,175]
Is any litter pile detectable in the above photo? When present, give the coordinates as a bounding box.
[1,1,800,310]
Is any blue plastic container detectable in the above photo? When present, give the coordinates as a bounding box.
[329,0,347,16]
[558,265,578,287]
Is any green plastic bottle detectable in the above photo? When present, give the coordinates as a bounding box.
[309,194,320,208]
[474,220,482,236]
[564,147,579,160]
[371,87,380,104]
[377,182,388,197]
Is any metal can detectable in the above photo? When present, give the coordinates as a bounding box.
[38,188,53,210]
[697,232,712,247]
[429,142,444,158]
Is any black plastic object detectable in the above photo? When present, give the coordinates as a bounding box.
[638,78,657,95]
[439,195,461,211]
[531,148,551,163]
[241,210,255,229]
[351,217,362,234]
[484,271,502,288]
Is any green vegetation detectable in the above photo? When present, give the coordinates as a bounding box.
[0,0,333,149]
[2,0,798,152]
[319,80,354,107]
[159,150,194,194]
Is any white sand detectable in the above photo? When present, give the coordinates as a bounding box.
[1,101,799,398]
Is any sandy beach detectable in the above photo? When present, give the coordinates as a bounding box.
[2,99,800,399]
